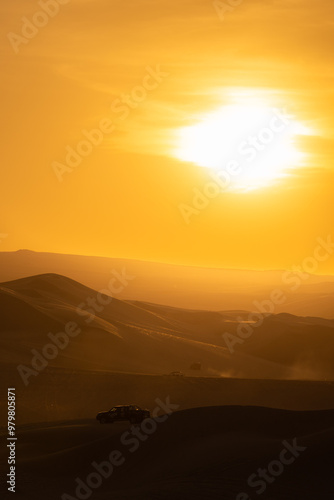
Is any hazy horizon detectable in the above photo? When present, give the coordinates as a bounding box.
[1,248,334,276]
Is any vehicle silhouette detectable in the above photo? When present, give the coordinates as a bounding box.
[96,404,150,424]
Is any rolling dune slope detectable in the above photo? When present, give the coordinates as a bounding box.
[1,273,334,431]
[0,250,333,317]
[1,274,334,381]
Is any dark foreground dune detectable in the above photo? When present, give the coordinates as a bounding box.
[1,406,333,499]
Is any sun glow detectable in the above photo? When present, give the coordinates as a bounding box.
[174,92,313,191]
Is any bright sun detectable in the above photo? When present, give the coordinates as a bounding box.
[174,91,312,191]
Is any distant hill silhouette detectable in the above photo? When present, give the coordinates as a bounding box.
[0,250,333,317]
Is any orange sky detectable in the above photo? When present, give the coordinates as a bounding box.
[1,0,333,273]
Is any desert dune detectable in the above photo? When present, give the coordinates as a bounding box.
[0,250,333,317]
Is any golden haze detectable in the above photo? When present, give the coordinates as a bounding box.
[0,0,333,273]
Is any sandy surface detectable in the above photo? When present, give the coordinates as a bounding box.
[1,406,333,499]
